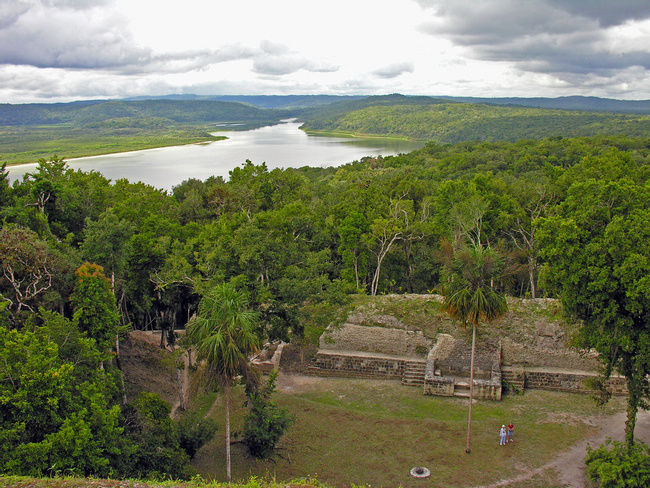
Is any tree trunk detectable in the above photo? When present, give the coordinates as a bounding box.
[625,378,639,448]
[466,323,476,453]
[225,381,232,482]
[177,368,185,411]
[528,256,537,299]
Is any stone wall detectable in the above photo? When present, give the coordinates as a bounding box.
[320,323,432,358]
[423,376,454,396]
[501,367,627,395]
[501,337,600,372]
[308,351,405,379]
[429,334,499,380]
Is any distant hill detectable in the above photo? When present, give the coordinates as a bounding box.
[123,94,366,110]
[0,99,285,126]
[436,95,650,114]
[299,94,650,142]
[124,94,650,114]
[4,94,650,161]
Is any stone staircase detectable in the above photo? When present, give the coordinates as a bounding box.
[402,360,427,386]
[453,381,471,398]
[501,368,525,392]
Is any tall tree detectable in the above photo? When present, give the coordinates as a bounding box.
[70,263,120,370]
[185,283,259,482]
[539,153,650,447]
[0,226,61,318]
[439,244,508,454]
[505,180,554,298]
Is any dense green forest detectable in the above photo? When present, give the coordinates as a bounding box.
[300,94,650,142]
[1,130,650,479]
[0,100,285,126]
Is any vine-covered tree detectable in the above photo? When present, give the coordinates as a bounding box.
[70,262,120,369]
[0,226,61,318]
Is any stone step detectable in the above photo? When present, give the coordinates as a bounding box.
[404,361,426,369]
[402,361,426,386]
[402,376,425,385]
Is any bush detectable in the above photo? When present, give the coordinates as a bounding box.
[242,371,294,459]
[121,393,191,479]
[176,415,218,459]
[585,439,650,488]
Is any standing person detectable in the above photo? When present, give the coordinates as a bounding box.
[507,422,515,443]
[500,425,507,446]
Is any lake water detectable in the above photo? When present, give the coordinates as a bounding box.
[6,121,424,190]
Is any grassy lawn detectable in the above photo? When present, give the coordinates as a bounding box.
[191,375,624,488]
[0,125,224,165]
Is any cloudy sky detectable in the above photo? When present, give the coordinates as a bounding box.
[2,0,650,103]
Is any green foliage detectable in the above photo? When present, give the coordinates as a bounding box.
[70,263,119,353]
[121,393,191,479]
[175,415,218,459]
[0,323,122,477]
[439,244,508,327]
[585,440,650,488]
[242,371,294,459]
[538,153,650,445]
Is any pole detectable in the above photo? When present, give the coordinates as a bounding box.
[466,323,476,453]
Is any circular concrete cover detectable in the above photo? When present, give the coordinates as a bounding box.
[410,467,431,478]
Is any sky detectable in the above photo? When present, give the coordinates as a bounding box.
[2,0,650,103]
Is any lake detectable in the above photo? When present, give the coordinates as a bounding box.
[6,121,424,190]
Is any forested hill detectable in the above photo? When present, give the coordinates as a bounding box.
[437,95,650,113]
[299,94,650,142]
[0,99,285,126]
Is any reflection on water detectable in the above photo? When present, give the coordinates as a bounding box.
[7,121,424,190]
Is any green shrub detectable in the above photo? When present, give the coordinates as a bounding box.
[242,371,294,459]
[121,393,191,479]
[585,439,650,488]
[176,415,218,459]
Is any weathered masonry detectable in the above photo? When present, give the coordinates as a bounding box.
[307,323,626,400]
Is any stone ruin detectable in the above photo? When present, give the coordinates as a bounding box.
[307,309,627,400]
[424,334,502,400]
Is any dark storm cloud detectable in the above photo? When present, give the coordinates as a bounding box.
[417,0,650,77]
[546,0,650,27]
[372,62,415,79]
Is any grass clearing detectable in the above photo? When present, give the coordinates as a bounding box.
[0,125,224,165]
[191,375,624,488]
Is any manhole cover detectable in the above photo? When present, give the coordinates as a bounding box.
[410,467,431,478]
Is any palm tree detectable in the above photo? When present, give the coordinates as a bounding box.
[440,244,508,454]
[186,283,260,482]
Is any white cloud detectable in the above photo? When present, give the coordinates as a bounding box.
[372,63,415,79]
[2,0,650,102]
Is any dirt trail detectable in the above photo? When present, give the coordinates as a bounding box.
[474,407,650,488]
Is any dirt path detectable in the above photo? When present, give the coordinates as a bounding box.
[473,407,650,488]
